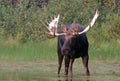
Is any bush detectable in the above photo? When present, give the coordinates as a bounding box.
[0,0,120,43]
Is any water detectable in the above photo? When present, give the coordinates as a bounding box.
[0,61,120,81]
[0,71,120,81]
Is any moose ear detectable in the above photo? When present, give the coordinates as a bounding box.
[61,24,67,32]
[74,23,78,33]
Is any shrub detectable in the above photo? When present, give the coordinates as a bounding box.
[0,0,120,43]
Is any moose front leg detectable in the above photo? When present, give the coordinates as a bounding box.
[65,56,74,76]
[82,55,90,76]
[58,54,63,75]
[64,56,70,75]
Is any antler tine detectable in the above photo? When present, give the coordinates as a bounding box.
[43,21,49,31]
[40,20,50,33]
[44,20,49,26]
[57,14,60,21]
[40,20,47,27]
[50,16,54,21]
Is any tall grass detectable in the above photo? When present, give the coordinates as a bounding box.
[0,38,120,62]
[0,39,57,61]
[89,41,120,61]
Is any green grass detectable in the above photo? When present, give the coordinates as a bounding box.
[0,39,57,61]
[89,40,120,61]
[0,38,120,62]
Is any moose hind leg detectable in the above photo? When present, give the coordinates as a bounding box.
[69,58,74,77]
[82,55,90,76]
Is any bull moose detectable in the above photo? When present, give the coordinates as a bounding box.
[46,10,99,76]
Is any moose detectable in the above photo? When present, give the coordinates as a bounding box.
[46,10,99,76]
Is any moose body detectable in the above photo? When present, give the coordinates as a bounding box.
[46,10,99,76]
[57,22,89,76]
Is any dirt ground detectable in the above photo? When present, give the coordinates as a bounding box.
[0,60,120,81]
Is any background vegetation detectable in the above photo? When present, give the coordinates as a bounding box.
[0,0,120,61]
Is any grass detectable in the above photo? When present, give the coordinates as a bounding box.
[0,39,57,61]
[89,40,120,61]
[0,38,120,62]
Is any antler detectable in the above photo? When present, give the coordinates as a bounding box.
[46,14,67,37]
[46,14,60,35]
[78,10,99,35]
[46,10,99,37]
